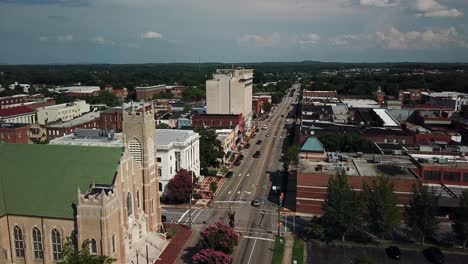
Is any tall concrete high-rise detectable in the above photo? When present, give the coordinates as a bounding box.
[206,68,254,128]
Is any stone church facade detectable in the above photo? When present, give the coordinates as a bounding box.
[0,103,166,264]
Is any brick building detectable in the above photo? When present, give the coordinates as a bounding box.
[398,89,422,103]
[46,112,100,140]
[0,95,27,109]
[100,107,124,131]
[135,85,166,101]
[191,113,244,132]
[252,98,263,114]
[295,154,419,216]
[0,123,32,144]
[0,106,36,124]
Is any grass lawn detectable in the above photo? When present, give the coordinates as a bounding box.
[272,237,285,264]
[292,238,305,264]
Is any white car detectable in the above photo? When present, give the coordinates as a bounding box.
[262,125,267,130]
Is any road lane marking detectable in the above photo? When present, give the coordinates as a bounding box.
[244,236,275,242]
[192,209,204,223]
[247,239,257,264]
[177,209,189,223]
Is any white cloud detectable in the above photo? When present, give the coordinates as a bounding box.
[92,36,115,45]
[376,26,468,49]
[39,36,49,42]
[329,34,371,47]
[296,33,321,46]
[238,32,281,48]
[141,31,163,39]
[411,0,463,17]
[358,0,400,7]
[57,34,73,42]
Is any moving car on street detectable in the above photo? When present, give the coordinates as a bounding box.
[253,151,261,158]
[251,199,261,207]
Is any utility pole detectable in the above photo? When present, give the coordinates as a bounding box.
[188,138,194,229]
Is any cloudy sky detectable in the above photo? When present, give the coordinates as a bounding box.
[1,0,468,64]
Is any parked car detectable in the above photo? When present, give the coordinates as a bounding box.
[226,171,233,178]
[266,133,270,137]
[256,140,262,145]
[234,159,241,166]
[423,247,445,264]
[239,154,244,160]
[251,199,261,207]
[251,134,256,138]
[255,128,259,132]
[162,215,167,222]
[244,143,250,149]
[253,151,261,158]
[262,125,267,130]
[386,246,401,260]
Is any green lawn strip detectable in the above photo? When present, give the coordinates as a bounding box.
[272,237,285,264]
[292,238,305,264]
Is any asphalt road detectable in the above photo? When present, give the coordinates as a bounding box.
[163,84,301,263]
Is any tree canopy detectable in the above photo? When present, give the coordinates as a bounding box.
[194,127,223,172]
[59,238,115,264]
[321,171,360,241]
[163,169,194,204]
[362,176,400,239]
[452,190,468,248]
[404,184,440,245]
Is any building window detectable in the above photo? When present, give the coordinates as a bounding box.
[127,192,133,216]
[424,171,440,181]
[463,173,468,183]
[32,227,44,259]
[157,157,161,162]
[13,225,24,258]
[111,234,116,254]
[90,239,97,255]
[129,138,143,166]
[444,172,460,182]
[136,190,140,208]
[51,228,62,261]
[157,168,162,177]
[159,182,162,192]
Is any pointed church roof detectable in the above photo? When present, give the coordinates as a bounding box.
[0,144,123,219]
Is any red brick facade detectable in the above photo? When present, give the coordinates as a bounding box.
[192,114,244,132]
[100,109,123,131]
[136,86,166,101]
[0,124,32,144]
[0,95,27,109]
[46,118,100,140]
[296,173,418,215]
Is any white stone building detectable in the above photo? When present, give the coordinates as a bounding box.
[37,100,90,125]
[206,68,254,129]
[155,129,200,193]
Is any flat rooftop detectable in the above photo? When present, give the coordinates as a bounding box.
[47,112,100,128]
[299,153,418,179]
[155,129,199,147]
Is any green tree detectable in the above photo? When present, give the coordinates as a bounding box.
[362,176,400,239]
[452,190,468,248]
[321,171,360,242]
[86,91,120,107]
[287,145,300,163]
[59,238,116,264]
[156,123,171,129]
[194,127,223,172]
[209,181,218,194]
[405,184,440,245]
[263,102,272,112]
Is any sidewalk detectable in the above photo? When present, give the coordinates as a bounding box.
[281,233,294,264]
[155,224,192,264]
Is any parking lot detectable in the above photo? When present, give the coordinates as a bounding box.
[307,241,468,264]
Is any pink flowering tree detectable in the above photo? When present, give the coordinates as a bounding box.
[200,222,239,254]
[192,249,232,264]
[164,169,194,204]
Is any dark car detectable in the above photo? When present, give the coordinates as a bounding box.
[253,151,261,158]
[386,246,401,260]
[239,154,244,160]
[234,159,241,166]
[281,114,284,117]
[423,247,445,264]
[251,134,256,138]
[255,128,259,132]
[161,215,167,222]
[226,171,233,178]
[245,143,250,149]
[256,140,262,145]
[251,199,261,207]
